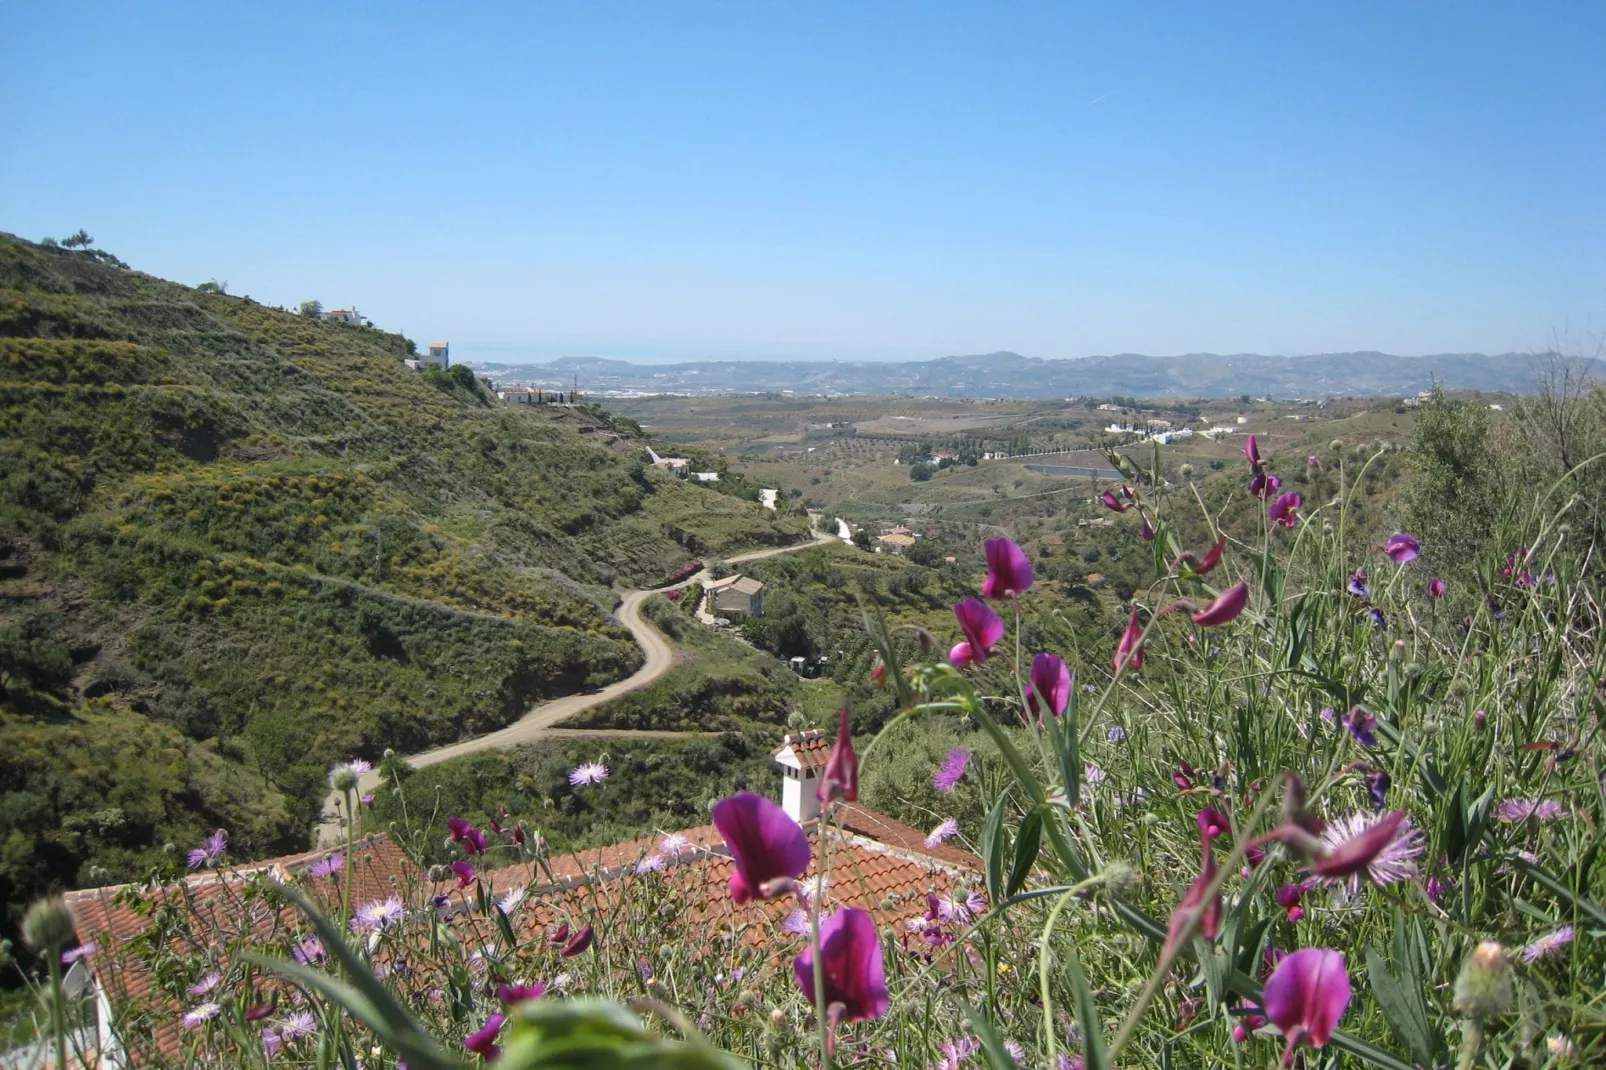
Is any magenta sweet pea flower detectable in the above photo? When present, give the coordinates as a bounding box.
[1140,522,1155,541]
[817,706,858,804]
[1100,489,1129,513]
[1191,581,1249,626]
[1113,605,1144,672]
[794,907,889,1029]
[1197,808,1229,840]
[1023,653,1070,719]
[1244,435,1262,467]
[1269,491,1302,529]
[1426,577,1446,599]
[464,1013,505,1060]
[1163,830,1222,958]
[1263,948,1351,1062]
[952,598,1005,666]
[450,860,476,888]
[1249,471,1281,499]
[981,537,1033,599]
[496,983,545,1003]
[560,924,594,957]
[1384,533,1421,563]
[712,791,811,904]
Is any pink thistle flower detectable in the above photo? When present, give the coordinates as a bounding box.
[783,909,811,936]
[660,832,690,854]
[933,747,970,794]
[186,831,227,869]
[1497,799,1566,823]
[279,1010,318,1040]
[712,791,810,904]
[307,853,344,879]
[497,885,527,914]
[1024,652,1071,719]
[951,598,1005,666]
[189,971,222,996]
[1313,812,1422,892]
[568,761,608,786]
[180,1002,221,1029]
[1521,926,1574,963]
[60,943,96,965]
[981,537,1033,599]
[634,854,667,874]
[1263,948,1350,1062]
[925,818,960,848]
[351,896,405,932]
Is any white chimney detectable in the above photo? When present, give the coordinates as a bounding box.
[773,729,828,824]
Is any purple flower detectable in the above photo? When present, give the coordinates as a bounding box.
[291,936,324,965]
[1263,949,1350,1060]
[1140,522,1155,540]
[634,854,666,874]
[496,982,545,1003]
[1312,811,1422,891]
[1426,577,1446,599]
[307,853,344,879]
[180,1002,221,1029]
[933,747,970,795]
[1197,808,1229,840]
[1366,769,1390,811]
[1024,652,1071,719]
[1368,606,1387,629]
[560,924,594,957]
[1307,454,1320,466]
[1345,707,1378,747]
[817,706,858,804]
[1496,799,1566,823]
[981,537,1033,599]
[1521,926,1574,963]
[783,909,811,936]
[1107,725,1127,743]
[925,818,959,848]
[450,860,476,888]
[1113,605,1144,672]
[660,832,690,854]
[60,943,95,965]
[1245,435,1263,467]
[189,971,222,996]
[1384,533,1421,563]
[1249,471,1281,499]
[279,1010,318,1040]
[446,817,488,855]
[1269,491,1302,529]
[465,1014,505,1060]
[262,1030,281,1057]
[186,830,227,869]
[1192,581,1249,627]
[951,598,1005,666]
[1275,882,1307,922]
[1346,571,1370,598]
[711,791,811,905]
[568,761,608,786]
[352,896,404,932]
[1101,490,1129,513]
[794,907,889,1024]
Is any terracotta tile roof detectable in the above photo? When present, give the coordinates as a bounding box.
[63,837,410,1064]
[57,805,978,1063]
[773,729,832,770]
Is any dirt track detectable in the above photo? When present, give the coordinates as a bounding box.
[314,529,833,845]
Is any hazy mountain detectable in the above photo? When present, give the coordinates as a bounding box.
[474,350,1586,399]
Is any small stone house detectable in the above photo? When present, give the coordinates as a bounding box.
[704,574,765,617]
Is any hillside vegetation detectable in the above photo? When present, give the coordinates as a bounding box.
[0,235,805,926]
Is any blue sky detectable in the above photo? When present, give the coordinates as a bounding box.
[4,3,1603,365]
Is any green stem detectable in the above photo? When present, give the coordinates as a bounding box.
[48,951,67,1070]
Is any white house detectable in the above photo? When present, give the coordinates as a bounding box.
[324,308,363,325]
[422,341,450,369]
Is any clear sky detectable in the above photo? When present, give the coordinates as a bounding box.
[4,3,1603,365]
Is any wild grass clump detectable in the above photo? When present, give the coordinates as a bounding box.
[17,433,1600,1067]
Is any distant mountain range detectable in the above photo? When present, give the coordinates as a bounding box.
[471,350,1587,400]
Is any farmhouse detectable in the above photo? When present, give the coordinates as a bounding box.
[703,574,765,616]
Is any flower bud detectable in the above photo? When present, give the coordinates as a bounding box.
[768,1007,787,1027]
[1179,463,1194,478]
[1099,861,1137,896]
[331,767,359,793]
[22,898,76,952]
[1453,942,1512,1019]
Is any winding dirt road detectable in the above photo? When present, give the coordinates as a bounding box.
[315,529,833,845]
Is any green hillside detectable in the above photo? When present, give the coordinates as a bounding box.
[0,235,807,924]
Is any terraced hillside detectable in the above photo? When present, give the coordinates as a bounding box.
[0,235,808,923]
